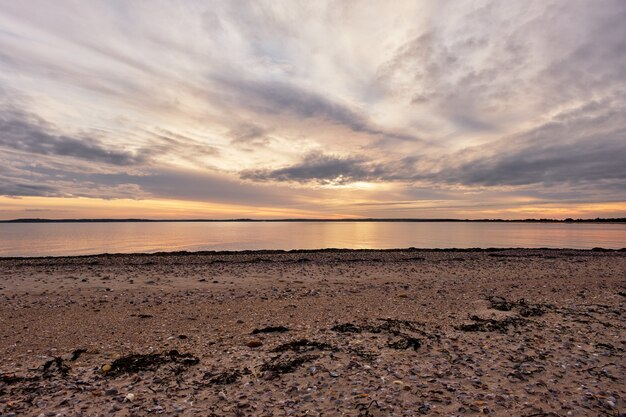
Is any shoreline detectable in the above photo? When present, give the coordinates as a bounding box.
[1,249,624,415]
[2,246,625,261]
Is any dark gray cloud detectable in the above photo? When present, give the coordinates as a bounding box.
[241,97,626,192]
[241,152,383,184]
[229,123,271,147]
[436,138,626,188]
[213,76,420,143]
[0,179,59,197]
[0,108,146,166]
[430,97,626,188]
[0,156,302,207]
[88,168,297,206]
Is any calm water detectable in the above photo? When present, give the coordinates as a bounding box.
[0,222,624,257]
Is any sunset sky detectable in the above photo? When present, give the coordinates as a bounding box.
[0,1,625,219]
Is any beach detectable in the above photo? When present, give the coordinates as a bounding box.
[1,249,624,416]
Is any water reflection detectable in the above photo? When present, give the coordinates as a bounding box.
[0,222,624,257]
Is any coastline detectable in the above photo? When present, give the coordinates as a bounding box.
[2,246,625,261]
[1,249,624,415]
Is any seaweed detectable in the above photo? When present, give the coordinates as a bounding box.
[106,350,199,376]
[332,318,435,342]
[42,357,70,378]
[272,339,334,353]
[331,323,362,333]
[0,373,36,385]
[260,354,319,379]
[251,326,289,334]
[486,296,552,317]
[457,316,526,333]
[206,368,250,385]
[70,348,87,361]
[388,336,421,351]
[356,400,381,417]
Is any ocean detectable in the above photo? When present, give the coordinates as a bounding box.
[0,221,624,257]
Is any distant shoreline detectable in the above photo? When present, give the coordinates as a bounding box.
[1,217,625,223]
[1,247,624,261]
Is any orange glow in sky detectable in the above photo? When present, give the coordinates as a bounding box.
[0,2,624,220]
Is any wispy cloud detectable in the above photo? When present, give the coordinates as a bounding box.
[0,0,624,218]
[0,106,146,166]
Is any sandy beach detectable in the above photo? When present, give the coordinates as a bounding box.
[0,249,624,416]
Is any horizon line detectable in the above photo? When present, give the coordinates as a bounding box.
[1,217,625,223]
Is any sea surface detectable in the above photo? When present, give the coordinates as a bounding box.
[0,222,624,257]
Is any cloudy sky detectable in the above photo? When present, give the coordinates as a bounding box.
[0,0,625,219]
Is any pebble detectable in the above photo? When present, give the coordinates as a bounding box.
[246,339,263,348]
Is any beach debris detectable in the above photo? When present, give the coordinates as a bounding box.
[331,319,429,352]
[205,368,251,385]
[0,373,34,385]
[251,325,289,334]
[208,369,242,385]
[246,339,263,348]
[356,400,381,417]
[272,339,334,353]
[520,411,561,417]
[388,336,421,351]
[69,348,87,361]
[508,362,546,381]
[333,318,435,338]
[457,315,526,333]
[104,350,199,376]
[486,296,552,317]
[594,342,624,356]
[331,323,362,333]
[260,354,319,379]
[41,357,70,378]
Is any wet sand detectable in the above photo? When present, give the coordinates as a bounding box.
[0,249,624,416]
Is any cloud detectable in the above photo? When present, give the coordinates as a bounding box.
[147,128,221,165]
[0,179,58,197]
[241,152,382,184]
[212,76,421,143]
[0,107,146,166]
[241,95,626,193]
[428,97,626,188]
[229,123,271,147]
[0,1,624,218]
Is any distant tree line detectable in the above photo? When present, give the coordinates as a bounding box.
[1,218,624,223]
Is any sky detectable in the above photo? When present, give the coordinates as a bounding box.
[0,0,625,220]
